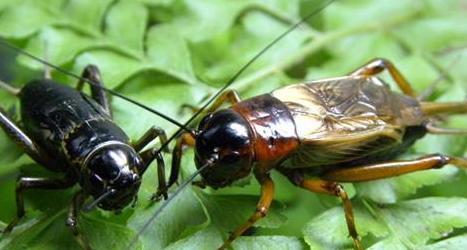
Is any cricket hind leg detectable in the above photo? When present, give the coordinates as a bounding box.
[349,58,416,97]
[76,65,112,117]
[320,154,467,182]
[279,168,362,250]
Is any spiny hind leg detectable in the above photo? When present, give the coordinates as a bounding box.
[321,154,466,182]
[350,58,416,97]
[279,169,362,250]
[76,65,112,117]
[218,174,274,250]
[3,176,76,234]
[66,190,91,250]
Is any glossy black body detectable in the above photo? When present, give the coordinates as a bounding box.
[18,79,142,210]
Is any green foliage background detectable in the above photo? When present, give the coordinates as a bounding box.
[0,0,466,249]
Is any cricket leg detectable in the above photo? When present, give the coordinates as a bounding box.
[167,132,196,188]
[66,190,91,250]
[350,58,416,97]
[205,90,241,113]
[279,169,362,250]
[3,176,76,234]
[321,154,466,182]
[76,65,112,117]
[133,126,168,153]
[218,174,274,250]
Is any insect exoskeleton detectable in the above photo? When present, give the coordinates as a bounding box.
[0,60,190,249]
[169,58,467,250]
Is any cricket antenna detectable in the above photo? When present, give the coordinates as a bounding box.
[154,0,336,155]
[0,40,193,134]
[128,160,213,249]
[82,189,117,212]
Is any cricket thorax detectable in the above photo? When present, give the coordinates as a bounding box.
[231,94,300,170]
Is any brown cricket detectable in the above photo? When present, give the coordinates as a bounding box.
[167,58,467,249]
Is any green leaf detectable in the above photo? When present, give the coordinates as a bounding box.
[145,25,199,85]
[105,1,148,53]
[0,0,59,38]
[420,234,467,250]
[304,198,467,249]
[232,236,306,250]
[128,188,207,250]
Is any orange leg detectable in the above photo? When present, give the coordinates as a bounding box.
[206,90,241,113]
[303,180,362,250]
[279,168,362,250]
[218,174,274,250]
[321,154,467,182]
[179,90,241,117]
[350,58,416,97]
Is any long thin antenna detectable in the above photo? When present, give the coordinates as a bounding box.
[154,0,336,155]
[82,189,116,212]
[128,161,212,249]
[0,40,192,133]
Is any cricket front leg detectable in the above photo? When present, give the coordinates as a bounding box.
[135,126,170,200]
[167,132,196,188]
[66,190,91,250]
[218,174,274,250]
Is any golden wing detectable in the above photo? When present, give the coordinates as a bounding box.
[271,76,425,168]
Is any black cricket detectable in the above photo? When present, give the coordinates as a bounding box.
[0,65,170,249]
